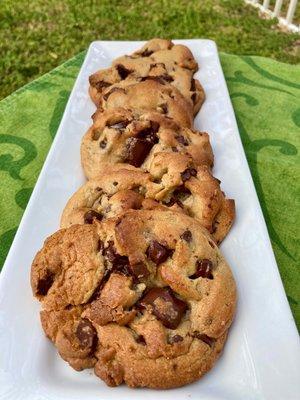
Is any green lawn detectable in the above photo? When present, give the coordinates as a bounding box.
[0,0,299,100]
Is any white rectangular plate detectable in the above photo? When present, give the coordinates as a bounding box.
[0,40,299,400]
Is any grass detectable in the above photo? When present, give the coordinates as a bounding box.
[0,0,299,100]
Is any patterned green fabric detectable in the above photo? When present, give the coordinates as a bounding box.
[0,52,299,329]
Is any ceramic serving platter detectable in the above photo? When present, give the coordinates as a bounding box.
[0,40,299,400]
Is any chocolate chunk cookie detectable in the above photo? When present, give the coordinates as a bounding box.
[60,167,160,228]
[31,224,104,310]
[148,152,235,244]
[62,154,234,243]
[95,79,194,128]
[81,108,213,179]
[89,38,205,115]
[31,209,236,388]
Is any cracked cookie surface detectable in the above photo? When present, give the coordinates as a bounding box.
[60,167,160,228]
[63,153,234,243]
[95,79,194,128]
[81,108,213,179]
[31,210,236,388]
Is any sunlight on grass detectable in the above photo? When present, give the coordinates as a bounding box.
[0,0,299,99]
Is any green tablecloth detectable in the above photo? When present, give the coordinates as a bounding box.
[0,51,299,329]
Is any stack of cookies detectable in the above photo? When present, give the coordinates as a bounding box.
[31,39,237,389]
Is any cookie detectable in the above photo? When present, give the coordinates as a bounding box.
[31,209,237,388]
[60,167,160,228]
[81,107,213,178]
[89,38,205,115]
[148,152,235,244]
[62,153,234,243]
[31,224,104,310]
[95,79,194,128]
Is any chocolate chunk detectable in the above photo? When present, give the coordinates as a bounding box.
[116,64,132,80]
[84,210,103,224]
[99,138,107,149]
[181,167,197,182]
[137,128,156,142]
[139,287,188,329]
[193,332,215,347]
[124,137,153,167]
[95,80,111,91]
[146,241,172,265]
[103,87,125,101]
[171,146,178,152]
[190,79,196,92]
[37,270,54,296]
[130,262,150,279]
[173,185,191,198]
[175,134,189,146]
[89,75,111,90]
[113,262,132,277]
[149,120,160,134]
[164,197,182,207]
[76,319,97,349]
[172,186,192,203]
[107,120,129,130]
[137,121,159,144]
[189,259,213,280]
[161,73,174,83]
[140,49,153,57]
[160,103,168,114]
[136,335,146,345]
[164,185,191,208]
[102,241,118,264]
[152,177,162,184]
[180,230,192,242]
[169,334,183,344]
[103,241,131,276]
